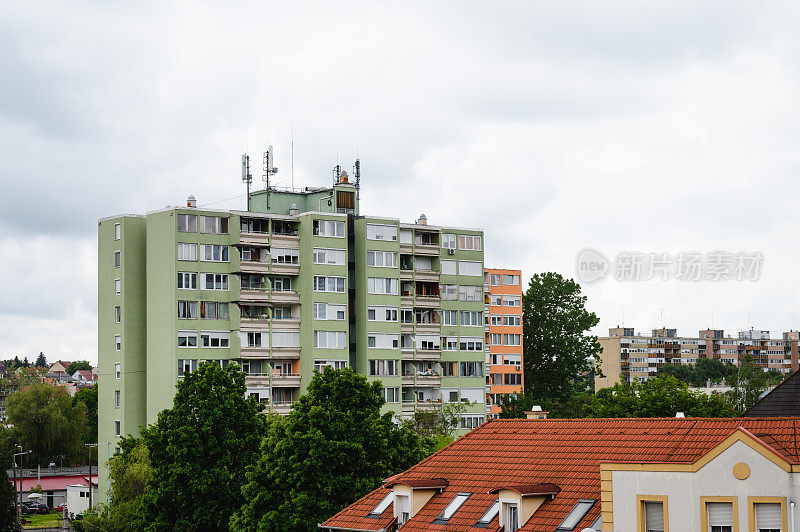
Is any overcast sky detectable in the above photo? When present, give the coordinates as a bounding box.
[3,1,800,364]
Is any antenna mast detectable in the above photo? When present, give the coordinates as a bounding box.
[241,154,252,211]
[354,158,361,203]
[262,145,278,210]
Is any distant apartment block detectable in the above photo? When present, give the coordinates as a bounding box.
[597,326,800,389]
[484,268,523,417]
[98,170,495,500]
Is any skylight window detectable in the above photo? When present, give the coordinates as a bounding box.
[556,500,596,531]
[589,515,602,530]
[476,500,500,526]
[368,492,393,517]
[434,493,470,522]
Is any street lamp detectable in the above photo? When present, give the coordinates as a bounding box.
[85,443,98,510]
[12,447,31,525]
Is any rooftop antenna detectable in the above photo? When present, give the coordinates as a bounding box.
[354,156,361,201]
[241,153,252,211]
[262,145,278,209]
[658,307,665,328]
[291,112,295,190]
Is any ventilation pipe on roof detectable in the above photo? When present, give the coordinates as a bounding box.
[676,412,685,418]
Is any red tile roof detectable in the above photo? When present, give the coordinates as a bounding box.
[320,417,800,532]
[488,483,561,497]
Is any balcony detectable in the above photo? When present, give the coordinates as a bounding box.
[244,374,271,387]
[415,373,442,387]
[415,349,442,361]
[270,318,300,331]
[270,233,300,247]
[401,295,414,307]
[401,375,415,386]
[414,269,440,283]
[241,345,270,358]
[239,231,270,247]
[239,288,270,304]
[399,243,413,255]
[270,290,300,305]
[414,295,440,308]
[401,402,416,415]
[400,322,414,334]
[415,322,441,335]
[416,401,443,411]
[401,350,415,361]
[400,269,414,281]
[240,316,270,328]
[271,263,300,276]
[270,401,296,415]
[414,244,439,256]
[272,373,302,387]
[240,260,270,274]
[270,346,302,359]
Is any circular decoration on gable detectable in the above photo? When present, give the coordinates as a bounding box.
[733,462,750,480]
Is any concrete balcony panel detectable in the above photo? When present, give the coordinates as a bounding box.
[239,318,271,330]
[414,296,441,309]
[400,269,414,281]
[270,318,301,331]
[271,263,300,276]
[270,346,301,359]
[400,323,414,334]
[415,323,441,335]
[399,243,413,255]
[414,244,440,256]
[271,290,300,305]
[414,270,440,282]
[241,346,270,358]
[401,375,415,386]
[401,402,416,415]
[415,349,442,361]
[244,375,271,387]
[415,374,442,387]
[239,289,271,304]
[401,295,414,307]
[401,350,415,361]
[239,232,270,247]
[240,261,270,274]
[270,234,300,247]
[271,374,302,387]
[270,401,296,415]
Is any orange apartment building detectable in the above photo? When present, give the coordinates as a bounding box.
[484,268,524,417]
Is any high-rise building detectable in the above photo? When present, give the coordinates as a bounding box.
[596,326,799,389]
[97,172,487,499]
[483,268,523,417]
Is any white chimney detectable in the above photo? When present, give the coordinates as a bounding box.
[187,195,197,208]
[676,412,685,418]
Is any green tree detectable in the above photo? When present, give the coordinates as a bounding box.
[66,361,92,375]
[73,385,98,444]
[522,272,601,403]
[230,368,428,532]
[141,362,266,531]
[0,426,20,532]
[401,401,471,454]
[6,383,87,466]
[78,434,152,532]
[498,391,593,419]
[587,377,735,418]
[34,353,47,368]
[656,363,698,386]
[728,355,769,413]
[695,357,727,385]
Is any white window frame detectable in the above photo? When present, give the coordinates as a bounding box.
[200,331,230,348]
[272,331,300,348]
[114,250,120,268]
[313,303,347,321]
[115,335,121,351]
[314,330,348,349]
[177,331,198,348]
[115,279,121,295]
[313,219,345,238]
[458,260,483,276]
[503,295,521,307]
[178,272,197,290]
[177,243,197,261]
[314,359,348,371]
[200,273,229,291]
[459,285,482,302]
[368,332,400,350]
[440,259,457,275]
[367,250,398,268]
[115,306,121,323]
[198,215,229,234]
[382,387,399,403]
[366,223,398,241]
[440,284,458,300]
[458,234,482,251]
[200,244,229,262]
[313,247,347,265]
[313,275,347,293]
[115,390,120,408]
[441,233,457,249]
[114,223,121,240]
[115,363,121,379]
[367,277,398,295]
[460,311,482,327]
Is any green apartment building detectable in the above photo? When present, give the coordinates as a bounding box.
[97,173,486,500]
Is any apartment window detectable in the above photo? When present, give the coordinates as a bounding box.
[366,223,398,241]
[114,223,121,240]
[241,275,266,291]
[441,361,457,376]
[504,334,521,346]
[245,332,263,348]
[392,492,411,526]
[271,276,293,291]
[115,390,120,408]
[477,501,500,526]
[443,337,458,351]
[271,247,299,264]
[460,361,483,377]
[440,284,458,300]
[417,335,440,351]
[490,333,502,345]
[460,337,484,351]
[201,244,229,262]
[440,310,458,326]
[200,273,228,290]
[490,315,502,326]
[114,250,120,268]
[503,274,520,285]
[705,501,735,532]
[492,353,503,365]
[115,279,121,295]
[458,235,482,251]
[460,311,482,327]
[177,214,197,232]
[489,273,501,286]
[382,387,399,403]
[369,360,399,376]
[368,306,398,322]
[198,215,229,234]
[313,219,345,237]
[401,308,414,324]
[240,218,268,234]
[313,247,346,265]
[314,303,346,320]
[367,250,398,268]
[505,373,522,386]
[314,331,347,349]
[314,359,347,371]
[177,358,198,375]
[490,294,502,306]
[178,272,197,289]
[557,500,595,531]
[177,301,197,319]
[115,335,122,351]
[177,331,198,348]
[459,285,482,301]
[115,363,120,379]
[115,420,121,437]
[367,277,398,295]
[753,502,783,532]
[503,315,521,326]
[314,275,346,293]
[201,331,230,348]
[177,243,197,261]
[200,301,229,320]
[441,233,457,249]
[435,493,471,523]
[272,331,300,348]
[440,259,457,275]
[368,333,399,349]
[458,260,483,276]
[641,500,665,532]
[115,306,121,323]
[460,414,483,429]
[503,295,521,307]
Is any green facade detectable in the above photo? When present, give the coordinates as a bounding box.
[97,180,485,501]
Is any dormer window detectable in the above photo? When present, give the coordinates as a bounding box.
[503,501,519,531]
[433,493,470,523]
[367,492,393,517]
[395,493,410,525]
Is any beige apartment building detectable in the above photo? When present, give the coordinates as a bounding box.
[597,326,800,389]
